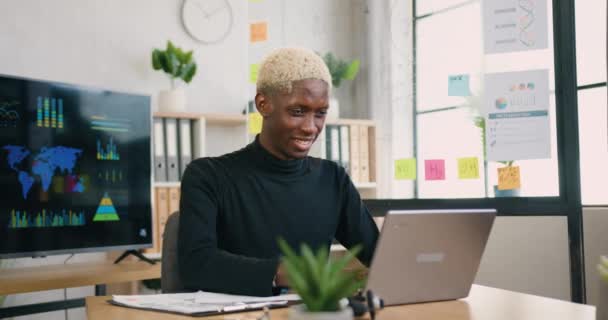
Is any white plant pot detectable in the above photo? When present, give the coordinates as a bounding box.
[288,305,353,320]
[327,97,340,120]
[158,88,186,112]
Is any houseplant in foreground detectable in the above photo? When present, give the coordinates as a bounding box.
[151,40,197,112]
[278,238,362,320]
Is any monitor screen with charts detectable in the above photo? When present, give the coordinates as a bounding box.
[0,74,152,258]
[366,209,496,305]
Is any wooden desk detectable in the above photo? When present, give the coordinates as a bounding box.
[0,259,160,296]
[0,260,160,318]
[86,284,596,320]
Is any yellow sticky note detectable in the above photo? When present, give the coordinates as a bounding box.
[498,166,521,190]
[248,112,263,134]
[250,22,268,43]
[394,158,416,180]
[458,157,479,179]
[249,64,259,83]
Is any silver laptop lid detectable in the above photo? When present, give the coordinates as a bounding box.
[366,209,496,306]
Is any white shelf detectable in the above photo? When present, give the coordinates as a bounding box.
[154,182,180,188]
[354,182,377,189]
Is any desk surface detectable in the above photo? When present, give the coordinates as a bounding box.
[86,284,595,320]
[0,260,160,295]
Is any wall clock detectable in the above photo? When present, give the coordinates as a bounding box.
[181,0,233,44]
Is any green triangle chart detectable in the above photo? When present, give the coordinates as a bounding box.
[93,192,120,221]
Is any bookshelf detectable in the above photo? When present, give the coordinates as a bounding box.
[148,112,378,253]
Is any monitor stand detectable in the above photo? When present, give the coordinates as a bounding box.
[113,250,156,265]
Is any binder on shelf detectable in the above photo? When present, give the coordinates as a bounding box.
[164,118,180,182]
[359,125,370,183]
[349,124,361,183]
[177,119,192,179]
[339,125,350,174]
[153,118,168,182]
[155,187,170,252]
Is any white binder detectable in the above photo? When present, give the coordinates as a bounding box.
[164,118,180,182]
[178,119,192,179]
[153,118,168,182]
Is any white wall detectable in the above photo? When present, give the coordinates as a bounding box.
[0,0,249,115]
[474,216,571,301]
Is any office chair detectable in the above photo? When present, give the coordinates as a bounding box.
[161,211,185,293]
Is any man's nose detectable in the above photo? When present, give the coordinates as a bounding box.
[301,114,317,134]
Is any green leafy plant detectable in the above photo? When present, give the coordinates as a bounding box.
[598,256,608,283]
[473,115,514,167]
[152,41,197,89]
[278,238,363,312]
[320,52,360,88]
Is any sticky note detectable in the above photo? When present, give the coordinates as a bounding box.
[249,64,259,83]
[394,158,416,180]
[458,157,479,179]
[250,22,268,43]
[448,74,470,96]
[498,166,521,190]
[424,159,445,181]
[248,112,263,134]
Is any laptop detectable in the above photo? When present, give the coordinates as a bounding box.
[365,209,496,306]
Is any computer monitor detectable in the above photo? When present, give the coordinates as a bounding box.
[366,209,496,305]
[0,74,152,258]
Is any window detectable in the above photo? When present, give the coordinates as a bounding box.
[576,0,608,205]
[414,0,559,198]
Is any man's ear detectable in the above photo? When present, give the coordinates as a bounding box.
[255,93,272,117]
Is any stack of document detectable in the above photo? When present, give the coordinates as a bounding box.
[111,291,300,316]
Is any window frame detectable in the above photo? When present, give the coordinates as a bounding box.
[363,0,587,303]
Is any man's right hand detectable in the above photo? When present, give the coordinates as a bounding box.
[274,262,290,287]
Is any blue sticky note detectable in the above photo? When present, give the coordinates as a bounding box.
[448,74,470,96]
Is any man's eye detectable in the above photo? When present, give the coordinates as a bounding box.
[291,109,304,116]
[316,110,327,117]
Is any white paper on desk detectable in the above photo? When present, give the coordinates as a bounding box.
[111,291,300,315]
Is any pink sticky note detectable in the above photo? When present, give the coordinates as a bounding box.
[425,159,445,181]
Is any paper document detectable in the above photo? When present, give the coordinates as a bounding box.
[111,291,300,316]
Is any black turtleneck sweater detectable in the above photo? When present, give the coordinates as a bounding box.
[177,137,379,296]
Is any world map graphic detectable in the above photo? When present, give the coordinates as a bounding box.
[2,145,83,199]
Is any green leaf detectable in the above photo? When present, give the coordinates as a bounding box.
[184,51,194,64]
[166,52,180,76]
[182,63,197,83]
[344,59,360,80]
[151,50,163,70]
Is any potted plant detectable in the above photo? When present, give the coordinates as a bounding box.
[598,256,608,320]
[320,52,360,120]
[152,41,197,112]
[473,114,519,197]
[278,238,362,320]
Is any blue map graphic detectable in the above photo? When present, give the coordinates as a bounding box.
[2,145,83,199]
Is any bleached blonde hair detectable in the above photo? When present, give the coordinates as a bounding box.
[256,47,332,95]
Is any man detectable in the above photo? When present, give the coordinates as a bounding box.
[178,47,378,296]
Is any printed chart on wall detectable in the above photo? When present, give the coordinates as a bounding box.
[483,69,551,162]
[482,0,548,54]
